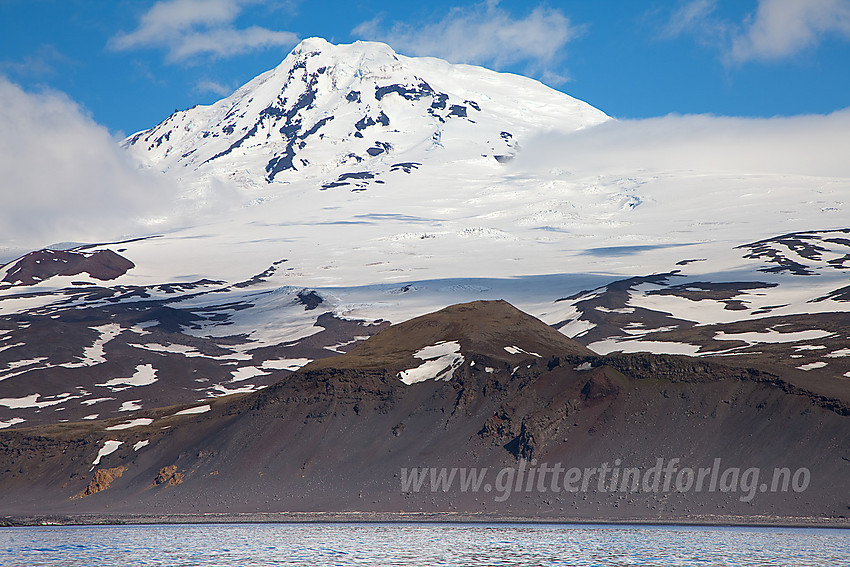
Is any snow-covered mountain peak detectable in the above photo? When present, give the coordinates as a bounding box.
[124,38,610,191]
[261,37,403,90]
[292,36,399,67]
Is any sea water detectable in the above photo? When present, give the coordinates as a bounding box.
[0,523,848,566]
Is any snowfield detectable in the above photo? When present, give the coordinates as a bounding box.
[1,38,849,427]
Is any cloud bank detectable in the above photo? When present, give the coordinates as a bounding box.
[109,0,297,63]
[667,0,850,63]
[0,77,178,254]
[731,0,850,62]
[353,1,581,83]
[512,109,850,178]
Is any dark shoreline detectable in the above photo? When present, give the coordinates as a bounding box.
[2,512,849,529]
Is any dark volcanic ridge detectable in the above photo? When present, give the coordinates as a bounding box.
[2,300,848,524]
[552,228,850,383]
[0,248,135,288]
[0,259,388,428]
[3,227,850,436]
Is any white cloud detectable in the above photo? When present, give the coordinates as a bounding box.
[512,109,850,178]
[0,77,178,252]
[0,45,74,79]
[353,1,581,82]
[195,79,234,96]
[667,0,850,63]
[731,0,850,62]
[170,26,297,60]
[664,0,723,42]
[109,0,297,63]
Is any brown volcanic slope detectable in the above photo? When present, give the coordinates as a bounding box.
[306,299,594,372]
[1,300,848,524]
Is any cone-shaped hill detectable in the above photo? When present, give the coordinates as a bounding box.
[306,299,593,373]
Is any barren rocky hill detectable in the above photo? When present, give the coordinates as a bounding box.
[2,301,848,524]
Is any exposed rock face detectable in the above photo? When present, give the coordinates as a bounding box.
[74,466,126,498]
[154,465,183,486]
[1,300,848,524]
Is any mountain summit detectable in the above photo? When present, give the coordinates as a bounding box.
[123,38,609,190]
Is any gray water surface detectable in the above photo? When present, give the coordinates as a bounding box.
[1,523,848,566]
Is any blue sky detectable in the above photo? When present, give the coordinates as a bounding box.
[2,0,849,135]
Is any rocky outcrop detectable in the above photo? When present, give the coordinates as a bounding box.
[74,466,127,498]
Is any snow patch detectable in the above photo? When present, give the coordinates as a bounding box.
[594,306,635,314]
[548,304,596,339]
[825,348,850,358]
[3,357,48,371]
[0,417,25,429]
[130,342,203,356]
[797,361,828,371]
[230,366,269,382]
[81,397,114,406]
[261,358,312,370]
[504,345,541,357]
[133,440,150,451]
[715,329,833,345]
[129,321,158,335]
[96,364,158,390]
[118,400,142,411]
[63,324,122,368]
[105,418,154,430]
[587,339,701,356]
[0,392,77,409]
[91,440,122,467]
[208,383,266,396]
[325,336,370,353]
[399,341,464,385]
[173,404,211,416]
